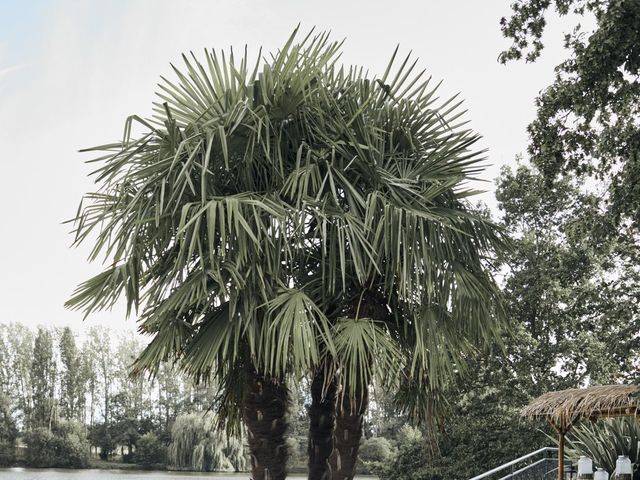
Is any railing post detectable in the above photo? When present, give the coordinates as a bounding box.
[544,449,548,477]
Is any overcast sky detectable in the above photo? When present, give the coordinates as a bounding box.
[0,0,576,333]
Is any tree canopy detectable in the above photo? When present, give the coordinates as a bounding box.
[500,0,640,230]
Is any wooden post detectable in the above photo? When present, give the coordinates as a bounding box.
[549,420,567,480]
[558,431,565,480]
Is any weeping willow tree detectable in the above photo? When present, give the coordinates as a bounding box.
[66,27,507,480]
[167,413,247,472]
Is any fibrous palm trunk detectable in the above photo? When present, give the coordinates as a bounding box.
[243,367,288,480]
[308,366,338,480]
[330,384,368,480]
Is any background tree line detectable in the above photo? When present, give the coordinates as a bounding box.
[0,322,420,473]
[0,324,249,470]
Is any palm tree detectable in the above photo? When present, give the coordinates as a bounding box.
[67,29,342,479]
[292,50,508,479]
[66,28,507,480]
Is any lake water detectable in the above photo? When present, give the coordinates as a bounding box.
[0,469,375,479]
[1,470,241,480]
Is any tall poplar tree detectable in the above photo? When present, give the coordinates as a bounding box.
[59,327,81,421]
[30,327,56,430]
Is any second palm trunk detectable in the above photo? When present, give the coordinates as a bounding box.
[330,383,368,480]
[308,367,338,480]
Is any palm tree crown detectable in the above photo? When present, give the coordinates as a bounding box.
[67,28,507,452]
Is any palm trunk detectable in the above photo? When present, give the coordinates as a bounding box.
[308,366,338,480]
[243,367,288,480]
[330,384,368,480]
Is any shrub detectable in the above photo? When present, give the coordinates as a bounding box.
[373,436,443,480]
[396,424,423,445]
[24,421,89,468]
[0,441,15,467]
[359,436,395,473]
[133,432,166,467]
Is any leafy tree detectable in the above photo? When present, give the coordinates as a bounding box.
[5,323,34,428]
[377,160,640,478]
[30,327,56,430]
[0,328,9,397]
[114,336,146,415]
[373,435,442,480]
[278,377,308,472]
[156,363,183,432]
[0,393,17,466]
[59,327,82,421]
[79,341,98,428]
[167,413,246,472]
[111,335,149,457]
[110,391,141,458]
[500,0,640,230]
[88,422,116,460]
[87,327,113,432]
[496,162,640,391]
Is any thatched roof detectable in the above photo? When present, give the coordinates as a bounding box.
[521,385,639,430]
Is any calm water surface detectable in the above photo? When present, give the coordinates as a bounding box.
[1,470,239,480]
[0,469,375,479]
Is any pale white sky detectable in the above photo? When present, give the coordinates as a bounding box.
[0,0,575,333]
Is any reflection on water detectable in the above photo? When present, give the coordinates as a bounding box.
[0,469,375,480]
[1,469,246,480]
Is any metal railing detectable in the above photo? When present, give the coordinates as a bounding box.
[469,447,560,480]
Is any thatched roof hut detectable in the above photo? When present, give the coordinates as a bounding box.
[521,385,639,480]
[522,384,639,430]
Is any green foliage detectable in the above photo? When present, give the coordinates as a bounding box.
[24,428,56,467]
[66,30,508,452]
[358,436,395,473]
[30,327,56,429]
[133,432,166,467]
[375,385,547,480]
[0,394,17,466]
[500,0,640,231]
[496,162,640,392]
[565,418,640,478]
[374,436,443,480]
[167,413,246,472]
[59,327,82,422]
[396,424,423,445]
[284,380,309,472]
[377,158,639,479]
[24,421,89,468]
[88,423,116,460]
[434,394,547,478]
